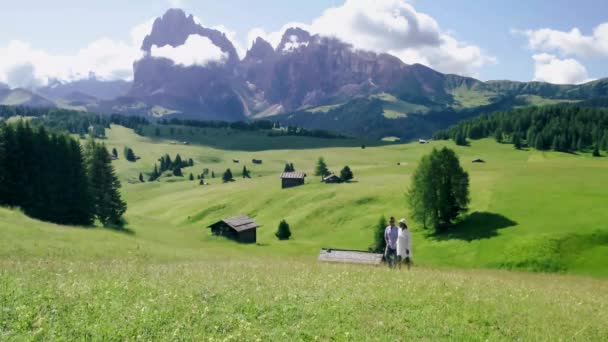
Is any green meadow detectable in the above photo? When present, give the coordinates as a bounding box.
[2,124,608,339]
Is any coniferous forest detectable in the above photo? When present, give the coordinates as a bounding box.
[434,105,608,152]
[0,120,126,227]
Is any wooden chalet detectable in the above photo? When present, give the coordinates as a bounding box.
[318,248,383,265]
[280,171,306,189]
[322,174,342,183]
[208,215,260,243]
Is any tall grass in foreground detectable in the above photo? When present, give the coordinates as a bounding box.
[1,259,607,340]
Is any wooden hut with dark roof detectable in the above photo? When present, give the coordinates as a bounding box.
[280,171,306,189]
[208,215,260,243]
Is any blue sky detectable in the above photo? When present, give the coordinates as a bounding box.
[1,0,607,87]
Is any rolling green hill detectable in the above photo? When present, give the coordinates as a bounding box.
[2,123,608,339]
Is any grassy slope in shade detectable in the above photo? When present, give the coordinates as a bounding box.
[1,124,608,339]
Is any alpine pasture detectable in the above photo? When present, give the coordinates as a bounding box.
[2,124,608,340]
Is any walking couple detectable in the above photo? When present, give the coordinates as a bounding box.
[384,216,412,269]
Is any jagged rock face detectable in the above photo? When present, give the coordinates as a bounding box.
[141,8,238,64]
[131,8,244,120]
[126,9,454,119]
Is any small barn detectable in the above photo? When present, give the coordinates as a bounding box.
[281,171,306,189]
[208,215,260,243]
[318,248,383,265]
[252,159,263,164]
[322,174,342,183]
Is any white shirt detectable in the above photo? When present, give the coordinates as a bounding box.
[397,228,412,257]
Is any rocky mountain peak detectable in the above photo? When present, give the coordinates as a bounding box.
[244,37,276,62]
[140,9,238,64]
[277,27,312,53]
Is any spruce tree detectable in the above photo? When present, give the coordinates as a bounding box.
[242,166,251,178]
[593,145,601,157]
[189,173,194,181]
[111,148,118,159]
[339,165,354,182]
[314,157,329,177]
[275,219,292,240]
[88,143,127,227]
[212,171,215,178]
[222,169,234,183]
[371,215,387,253]
[513,133,522,150]
[284,163,292,172]
[173,166,183,177]
[174,154,183,168]
[289,163,295,172]
[139,172,145,182]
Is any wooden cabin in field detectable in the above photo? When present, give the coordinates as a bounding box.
[208,215,260,243]
[318,248,383,265]
[322,174,342,184]
[280,171,306,189]
[252,159,263,164]
[472,158,485,163]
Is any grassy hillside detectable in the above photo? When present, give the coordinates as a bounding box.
[2,124,608,339]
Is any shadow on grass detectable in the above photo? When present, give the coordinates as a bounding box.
[432,212,516,242]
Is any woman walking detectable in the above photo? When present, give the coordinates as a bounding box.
[397,218,412,270]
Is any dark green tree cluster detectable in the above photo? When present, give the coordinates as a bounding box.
[408,147,470,232]
[0,122,93,225]
[123,146,137,162]
[0,106,148,138]
[149,153,193,181]
[283,163,295,172]
[434,105,608,153]
[0,122,127,227]
[275,219,292,240]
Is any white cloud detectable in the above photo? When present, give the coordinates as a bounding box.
[0,39,143,88]
[520,23,608,58]
[245,0,494,76]
[167,0,185,8]
[213,25,245,59]
[0,18,155,88]
[532,53,592,84]
[150,34,227,67]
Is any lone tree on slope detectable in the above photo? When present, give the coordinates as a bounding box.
[408,147,470,232]
[275,219,292,240]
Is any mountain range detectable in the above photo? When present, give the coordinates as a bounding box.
[5,8,608,139]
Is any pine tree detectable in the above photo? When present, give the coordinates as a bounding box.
[314,157,329,177]
[173,166,183,177]
[212,171,215,178]
[284,163,292,172]
[188,158,194,167]
[88,143,127,227]
[174,154,182,168]
[513,133,522,150]
[222,169,234,183]
[189,173,194,181]
[275,219,292,240]
[149,163,160,181]
[339,165,354,182]
[370,215,387,253]
[593,144,601,157]
[242,166,251,178]
[494,128,503,143]
[123,146,136,162]
[111,148,118,159]
[289,163,295,172]
[139,172,145,182]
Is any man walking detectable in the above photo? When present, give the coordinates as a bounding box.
[384,217,399,268]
